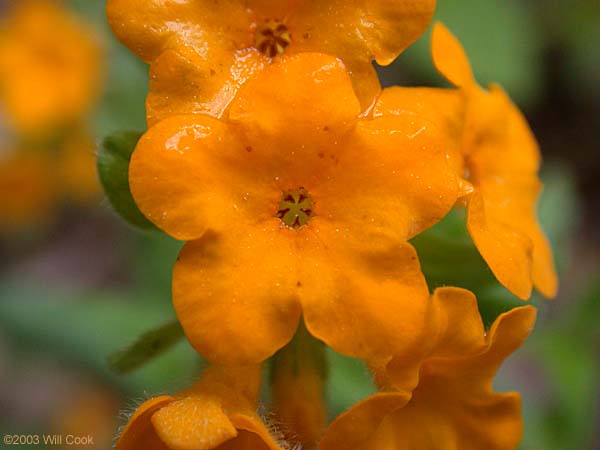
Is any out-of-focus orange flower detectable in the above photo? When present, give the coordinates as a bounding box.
[319,296,537,450]
[52,383,121,450]
[58,130,101,204]
[433,23,557,300]
[378,23,557,300]
[0,0,103,138]
[116,365,286,450]
[0,149,56,231]
[0,130,100,232]
[0,1,102,231]
[129,53,459,366]
[107,0,436,124]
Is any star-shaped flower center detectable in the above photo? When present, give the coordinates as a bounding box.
[276,187,313,229]
[255,20,291,58]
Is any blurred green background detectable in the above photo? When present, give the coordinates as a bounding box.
[0,1,598,449]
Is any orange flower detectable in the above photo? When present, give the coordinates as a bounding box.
[0,150,56,231]
[129,53,459,365]
[377,23,557,300]
[319,294,537,450]
[107,0,436,124]
[58,130,102,204]
[0,130,100,232]
[0,0,103,138]
[116,365,286,450]
[52,384,121,450]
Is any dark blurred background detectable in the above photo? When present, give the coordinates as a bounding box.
[0,1,598,449]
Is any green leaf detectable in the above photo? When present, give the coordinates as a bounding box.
[554,1,600,100]
[387,0,544,107]
[98,131,155,229]
[537,164,580,272]
[108,320,185,374]
[327,349,376,417]
[519,279,600,450]
[0,283,200,395]
[94,45,149,135]
[132,232,183,300]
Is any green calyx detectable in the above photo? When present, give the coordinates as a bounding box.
[98,130,155,230]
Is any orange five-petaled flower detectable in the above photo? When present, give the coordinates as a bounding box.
[107,0,436,124]
[319,290,537,450]
[381,23,558,300]
[129,53,459,366]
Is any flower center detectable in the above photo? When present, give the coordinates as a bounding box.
[276,188,313,229]
[255,20,291,58]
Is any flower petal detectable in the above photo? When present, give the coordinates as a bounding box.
[410,307,537,444]
[318,393,410,450]
[152,396,238,450]
[341,59,382,112]
[300,227,430,361]
[109,0,435,115]
[173,224,302,365]
[466,86,541,174]
[426,287,486,358]
[151,365,283,450]
[364,391,522,450]
[107,0,259,119]
[466,86,558,299]
[531,222,558,298]
[380,287,485,393]
[373,87,464,139]
[228,53,361,148]
[431,22,474,88]
[227,415,287,450]
[467,190,534,300]
[286,0,438,109]
[322,307,536,450]
[106,0,253,62]
[147,48,266,126]
[290,0,436,66]
[466,86,557,298]
[314,113,458,244]
[430,23,557,299]
[477,306,537,375]
[372,86,467,183]
[115,396,173,450]
[129,114,277,241]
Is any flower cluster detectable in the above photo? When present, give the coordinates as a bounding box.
[0,0,102,231]
[107,1,556,448]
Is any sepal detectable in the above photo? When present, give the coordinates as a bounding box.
[108,320,184,374]
[98,131,155,230]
